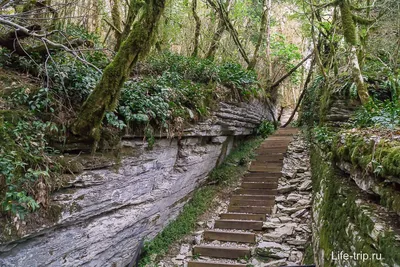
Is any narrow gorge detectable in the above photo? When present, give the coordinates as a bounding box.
[0,0,399,266]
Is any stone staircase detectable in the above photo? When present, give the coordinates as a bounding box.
[188,128,298,266]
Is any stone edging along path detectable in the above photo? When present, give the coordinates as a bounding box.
[157,128,313,267]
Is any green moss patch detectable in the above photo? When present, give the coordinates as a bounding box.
[311,147,400,266]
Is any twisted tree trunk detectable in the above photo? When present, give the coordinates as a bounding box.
[72,0,166,139]
[191,0,201,57]
[248,0,268,70]
[205,17,225,60]
[206,0,250,65]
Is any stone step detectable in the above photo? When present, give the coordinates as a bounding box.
[254,158,284,163]
[220,213,266,221]
[230,198,274,206]
[255,151,287,155]
[259,144,290,148]
[256,153,284,158]
[242,177,279,183]
[244,172,281,178]
[250,163,283,168]
[204,230,256,243]
[256,147,288,151]
[188,261,247,267]
[254,152,286,156]
[241,182,278,189]
[228,205,271,214]
[214,219,263,230]
[235,188,277,195]
[230,195,275,201]
[248,166,282,172]
[261,140,292,143]
[192,246,251,259]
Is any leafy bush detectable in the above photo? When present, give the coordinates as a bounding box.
[256,120,275,138]
[352,100,400,129]
[0,115,59,218]
[299,75,325,126]
[8,87,54,113]
[112,71,211,130]
[147,52,259,97]
[313,125,336,148]
[45,53,105,105]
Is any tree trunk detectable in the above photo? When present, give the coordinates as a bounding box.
[206,0,250,65]
[282,56,316,128]
[248,0,267,70]
[338,0,370,104]
[110,0,122,51]
[350,46,369,104]
[71,0,166,139]
[115,0,143,51]
[205,17,225,60]
[191,0,201,57]
[270,53,313,89]
[265,0,272,84]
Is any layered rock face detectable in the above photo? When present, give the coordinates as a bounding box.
[0,101,272,267]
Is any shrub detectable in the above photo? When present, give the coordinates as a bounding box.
[313,125,336,148]
[256,121,275,138]
[146,52,259,98]
[113,71,211,130]
[352,100,400,129]
[0,115,59,218]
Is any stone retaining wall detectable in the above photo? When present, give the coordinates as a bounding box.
[311,146,400,267]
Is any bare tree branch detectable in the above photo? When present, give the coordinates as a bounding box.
[271,52,313,89]
[0,17,102,73]
[206,0,250,65]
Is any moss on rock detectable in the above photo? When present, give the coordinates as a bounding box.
[311,146,400,266]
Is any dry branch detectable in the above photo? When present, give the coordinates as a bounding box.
[270,52,313,89]
[0,17,101,72]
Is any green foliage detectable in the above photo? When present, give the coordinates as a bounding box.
[0,116,58,218]
[46,53,104,105]
[270,34,302,83]
[303,243,314,265]
[256,120,275,138]
[333,133,400,179]
[299,75,325,125]
[108,53,261,131]
[147,52,260,97]
[313,125,335,148]
[8,87,54,113]
[139,138,263,265]
[114,71,210,130]
[64,24,103,46]
[352,100,400,129]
